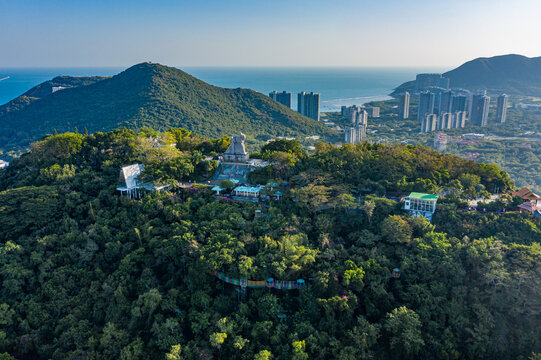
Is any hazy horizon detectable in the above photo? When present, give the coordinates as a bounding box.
[2,0,540,68]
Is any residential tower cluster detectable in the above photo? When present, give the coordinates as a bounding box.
[268,91,320,121]
[404,73,509,133]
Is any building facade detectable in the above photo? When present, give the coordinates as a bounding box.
[418,91,435,121]
[470,94,491,126]
[439,91,453,114]
[344,123,367,144]
[344,110,368,144]
[438,112,453,130]
[399,92,410,119]
[403,192,438,221]
[495,94,508,123]
[269,91,291,108]
[451,95,468,112]
[421,114,438,133]
[365,107,380,117]
[452,111,467,128]
[416,74,450,90]
[297,92,320,121]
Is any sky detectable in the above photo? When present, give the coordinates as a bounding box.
[1,0,541,68]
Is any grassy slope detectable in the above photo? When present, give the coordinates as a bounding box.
[0,63,338,155]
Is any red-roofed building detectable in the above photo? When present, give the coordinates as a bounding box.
[518,201,540,214]
[512,187,541,204]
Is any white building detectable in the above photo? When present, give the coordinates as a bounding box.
[0,160,9,169]
[404,192,438,221]
[116,164,170,198]
[52,86,68,93]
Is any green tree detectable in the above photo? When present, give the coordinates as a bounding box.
[385,307,424,359]
[254,350,272,360]
[381,215,413,244]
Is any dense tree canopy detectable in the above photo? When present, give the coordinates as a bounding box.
[0,129,539,359]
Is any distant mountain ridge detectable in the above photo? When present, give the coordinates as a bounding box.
[0,63,337,155]
[392,54,541,96]
[0,76,108,115]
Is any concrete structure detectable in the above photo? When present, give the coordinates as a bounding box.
[470,94,490,127]
[269,91,291,108]
[416,73,450,90]
[52,86,68,93]
[345,109,368,144]
[418,91,435,121]
[437,112,453,130]
[344,123,367,144]
[495,94,508,123]
[452,111,467,128]
[399,92,410,119]
[297,92,320,121]
[421,114,438,133]
[365,107,380,117]
[452,95,468,112]
[403,192,438,221]
[351,109,368,124]
[515,103,541,111]
[0,160,8,169]
[223,133,249,163]
[438,91,453,114]
[116,164,170,198]
[341,105,363,120]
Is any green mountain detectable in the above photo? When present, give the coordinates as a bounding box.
[0,76,109,114]
[0,63,337,155]
[392,54,541,96]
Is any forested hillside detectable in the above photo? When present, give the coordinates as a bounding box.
[0,129,539,360]
[392,54,541,96]
[0,63,338,156]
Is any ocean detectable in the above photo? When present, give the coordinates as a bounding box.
[0,66,439,112]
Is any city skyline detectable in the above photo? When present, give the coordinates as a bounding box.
[1,0,541,67]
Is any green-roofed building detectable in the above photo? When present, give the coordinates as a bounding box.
[404,192,438,221]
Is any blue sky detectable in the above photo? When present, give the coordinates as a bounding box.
[1,0,540,67]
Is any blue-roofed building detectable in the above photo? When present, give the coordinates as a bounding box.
[232,185,264,201]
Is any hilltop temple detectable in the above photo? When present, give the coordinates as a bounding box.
[222,133,249,163]
[212,133,271,184]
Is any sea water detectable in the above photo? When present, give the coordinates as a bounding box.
[0,66,440,111]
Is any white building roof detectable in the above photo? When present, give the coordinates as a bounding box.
[121,164,144,189]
